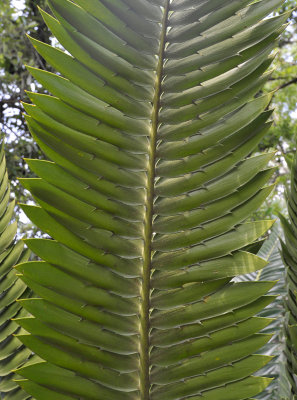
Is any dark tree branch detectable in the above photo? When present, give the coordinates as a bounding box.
[277,77,297,91]
[0,97,22,105]
[269,76,295,81]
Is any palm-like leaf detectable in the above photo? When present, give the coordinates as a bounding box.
[0,141,31,399]
[280,156,297,399]
[14,1,287,399]
[238,225,290,399]
[256,227,289,400]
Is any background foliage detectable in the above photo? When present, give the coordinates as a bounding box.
[0,0,51,234]
[257,1,297,219]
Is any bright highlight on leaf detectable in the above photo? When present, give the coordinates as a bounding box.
[11,0,288,399]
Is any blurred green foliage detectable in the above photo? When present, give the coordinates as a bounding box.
[254,1,297,218]
[0,0,51,233]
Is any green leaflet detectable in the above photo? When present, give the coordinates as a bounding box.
[16,1,286,399]
[0,142,31,400]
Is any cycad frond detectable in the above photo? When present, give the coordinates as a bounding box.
[238,225,289,399]
[14,1,287,399]
[281,155,297,399]
[0,141,31,399]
